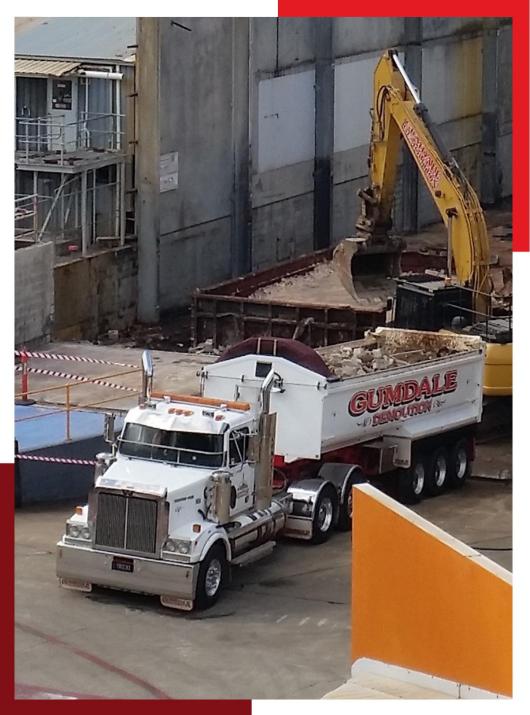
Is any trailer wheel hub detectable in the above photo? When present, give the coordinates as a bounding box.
[434,455,447,487]
[317,497,334,532]
[455,448,468,480]
[412,463,425,495]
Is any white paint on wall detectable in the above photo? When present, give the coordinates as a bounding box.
[334,53,404,154]
[257,70,315,172]
[334,56,378,153]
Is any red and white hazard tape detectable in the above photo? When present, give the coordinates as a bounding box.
[16,454,96,466]
[15,349,138,370]
[24,365,137,393]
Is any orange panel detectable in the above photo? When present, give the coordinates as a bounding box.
[351,486,512,697]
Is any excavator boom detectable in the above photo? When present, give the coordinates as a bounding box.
[334,49,491,316]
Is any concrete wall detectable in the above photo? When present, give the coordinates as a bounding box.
[54,246,137,341]
[137,17,512,312]
[15,241,54,346]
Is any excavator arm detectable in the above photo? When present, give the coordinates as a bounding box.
[335,49,491,316]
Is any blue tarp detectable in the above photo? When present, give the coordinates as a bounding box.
[15,404,124,452]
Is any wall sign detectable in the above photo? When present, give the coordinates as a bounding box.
[160,151,179,192]
[51,80,73,110]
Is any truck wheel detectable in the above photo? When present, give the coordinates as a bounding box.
[425,447,449,496]
[311,486,337,544]
[195,543,227,610]
[398,455,426,504]
[448,439,471,488]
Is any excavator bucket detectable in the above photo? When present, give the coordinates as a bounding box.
[332,235,404,308]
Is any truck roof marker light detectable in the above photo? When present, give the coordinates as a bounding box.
[75,506,83,515]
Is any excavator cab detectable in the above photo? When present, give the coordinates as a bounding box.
[393,277,474,333]
[393,276,512,397]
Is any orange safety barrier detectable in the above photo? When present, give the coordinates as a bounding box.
[351,484,512,697]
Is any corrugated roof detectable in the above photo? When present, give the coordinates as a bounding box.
[15,17,136,63]
[15,58,80,77]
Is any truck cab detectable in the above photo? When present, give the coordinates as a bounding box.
[57,362,334,611]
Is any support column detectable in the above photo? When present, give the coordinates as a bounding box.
[313,17,334,250]
[401,17,423,234]
[81,169,88,255]
[231,17,251,277]
[480,18,500,205]
[136,17,161,323]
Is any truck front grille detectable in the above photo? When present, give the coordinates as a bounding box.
[95,492,158,555]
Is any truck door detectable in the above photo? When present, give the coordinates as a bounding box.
[228,428,253,515]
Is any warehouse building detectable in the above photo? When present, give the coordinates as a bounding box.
[14,18,137,345]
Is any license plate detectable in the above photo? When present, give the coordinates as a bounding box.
[112,556,134,573]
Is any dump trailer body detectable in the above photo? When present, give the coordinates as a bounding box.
[202,328,484,463]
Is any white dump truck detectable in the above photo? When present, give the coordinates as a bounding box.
[57,328,484,610]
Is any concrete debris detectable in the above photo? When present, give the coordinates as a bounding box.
[188,338,221,356]
[321,345,397,378]
[319,342,458,378]
[491,225,512,240]
[248,262,371,308]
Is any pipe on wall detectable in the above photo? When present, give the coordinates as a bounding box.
[77,70,123,80]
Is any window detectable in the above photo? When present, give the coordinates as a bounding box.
[119,423,224,468]
[255,361,272,378]
[229,428,250,466]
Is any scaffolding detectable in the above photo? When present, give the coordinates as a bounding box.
[15,112,127,255]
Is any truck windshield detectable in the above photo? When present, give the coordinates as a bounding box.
[119,423,224,468]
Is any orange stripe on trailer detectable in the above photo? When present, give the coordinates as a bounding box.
[351,484,512,697]
[150,391,251,412]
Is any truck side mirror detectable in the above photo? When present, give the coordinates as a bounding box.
[140,350,154,403]
[104,413,116,444]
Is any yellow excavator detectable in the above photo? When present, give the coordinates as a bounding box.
[333,49,512,397]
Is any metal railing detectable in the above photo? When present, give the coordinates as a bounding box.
[15,112,124,165]
[15,193,39,242]
[15,366,141,443]
[440,290,513,343]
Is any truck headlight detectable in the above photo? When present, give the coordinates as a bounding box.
[67,524,80,538]
[66,523,91,540]
[163,538,191,555]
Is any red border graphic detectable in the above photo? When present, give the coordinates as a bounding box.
[4,5,526,711]
[279,1,528,252]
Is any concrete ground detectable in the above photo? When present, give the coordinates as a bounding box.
[15,343,215,413]
[15,458,511,700]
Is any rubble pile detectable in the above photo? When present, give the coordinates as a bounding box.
[319,342,459,378]
[321,345,397,378]
[249,262,358,307]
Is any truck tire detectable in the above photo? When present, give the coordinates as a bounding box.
[398,454,426,504]
[448,439,471,488]
[425,447,449,496]
[195,543,227,610]
[311,486,338,544]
